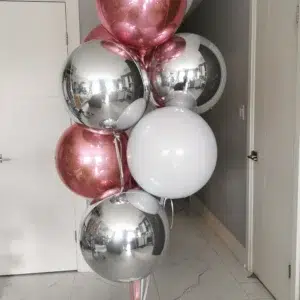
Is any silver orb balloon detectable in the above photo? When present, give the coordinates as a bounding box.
[149,33,227,114]
[80,190,169,282]
[62,40,149,131]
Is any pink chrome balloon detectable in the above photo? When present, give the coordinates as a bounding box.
[56,124,131,200]
[84,24,145,67]
[101,40,140,61]
[150,35,186,64]
[84,24,115,42]
[96,0,187,53]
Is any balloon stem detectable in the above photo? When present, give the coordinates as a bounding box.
[113,132,124,193]
[138,49,148,70]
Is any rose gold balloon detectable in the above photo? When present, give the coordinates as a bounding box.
[84,24,115,43]
[55,124,131,200]
[101,40,140,62]
[96,0,187,54]
[150,35,186,64]
[84,25,146,67]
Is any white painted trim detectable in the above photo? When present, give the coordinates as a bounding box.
[2,0,84,272]
[245,0,257,274]
[291,1,300,298]
[7,0,80,53]
[61,0,87,273]
[0,0,80,53]
[202,206,246,265]
[64,0,80,53]
[291,134,300,300]
[247,1,300,298]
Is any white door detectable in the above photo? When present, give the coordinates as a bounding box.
[253,0,298,299]
[0,1,78,275]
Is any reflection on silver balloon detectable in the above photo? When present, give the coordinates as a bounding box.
[149,33,227,114]
[62,40,149,131]
[80,190,169,282]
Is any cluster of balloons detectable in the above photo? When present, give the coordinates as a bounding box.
[55,0,226,286]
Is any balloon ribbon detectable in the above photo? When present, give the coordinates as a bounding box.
[160,198,174,229]
[113,132,124,192]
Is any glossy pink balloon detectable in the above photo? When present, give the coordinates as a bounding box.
[150,35,186,64]
[84,24,145,66]
[84,25,140,61]
[96,0,187,53]
[84,24,115,42]
[101,40,140,61]
[56,124,131,200]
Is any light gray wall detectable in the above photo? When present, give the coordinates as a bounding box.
[78,0,99,41]
[78,0,203,41]
[181,0,250,246]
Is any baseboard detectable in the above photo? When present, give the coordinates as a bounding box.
[202,205,246,265]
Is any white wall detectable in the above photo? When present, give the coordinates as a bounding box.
[78,0,203,40]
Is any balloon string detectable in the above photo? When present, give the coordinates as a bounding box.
[169,199,174,230]
[113,132,124,193]
[160,198,174,230]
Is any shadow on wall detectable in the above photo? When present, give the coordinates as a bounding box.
[180,0,250,247]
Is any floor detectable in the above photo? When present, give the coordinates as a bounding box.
[0,215,274,300]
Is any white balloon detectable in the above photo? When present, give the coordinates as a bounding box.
[127,107,217,199]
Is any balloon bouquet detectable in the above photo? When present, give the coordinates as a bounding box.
[55,1,227,299]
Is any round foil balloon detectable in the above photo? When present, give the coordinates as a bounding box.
[84,24,115,43]
[80,191,169,282]
[148,33,227,114]
[127,107,217,199]
[96,0,187,54]
[62,40,149,131]
[55,124,131,199]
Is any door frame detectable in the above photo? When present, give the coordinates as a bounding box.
[246,0,300,299]
[5,0,81,51]
[245,0,256,275]
[4,0,85,271]
[291,0,300,297]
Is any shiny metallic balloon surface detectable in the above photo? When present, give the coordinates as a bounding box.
[55,124,131,200]
[149,33,226,114]
[80,191,169,282]
[62,40,149,131]
[96,0,186,52]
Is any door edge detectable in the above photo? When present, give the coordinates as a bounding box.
[291,0,300,298]
[246,0,257,274]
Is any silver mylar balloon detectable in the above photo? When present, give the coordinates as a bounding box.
[148,33,227,114]
[62,40,149,131]
[80,190,169,282]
